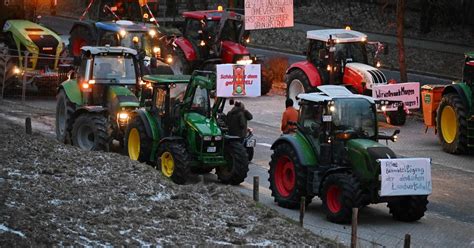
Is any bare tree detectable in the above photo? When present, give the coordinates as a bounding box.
[396,0,407,82]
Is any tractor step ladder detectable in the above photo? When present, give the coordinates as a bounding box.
[468,116,474,148]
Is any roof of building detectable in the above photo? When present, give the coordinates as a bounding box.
[307,29,368,43]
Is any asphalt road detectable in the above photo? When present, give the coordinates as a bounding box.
[3,15,467,247]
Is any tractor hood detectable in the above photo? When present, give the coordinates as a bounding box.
[107,86,139,113]
[221,41,249,63]
[346,139,396,181]
[345,63,387,90]
[185,112,222,137]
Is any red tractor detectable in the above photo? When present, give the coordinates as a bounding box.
[286,29,406,125]
[170,9,271,95]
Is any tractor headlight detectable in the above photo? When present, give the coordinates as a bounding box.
[236,55,252,65]
[117,111,130,126]
[214,136,222,141]
[13,66,21,75]
[149,29,157,38]
[166,55,173,64]
[381,105,387,112]
[203,136,212,141]
[119,29,127,38]
[132,36,140,44]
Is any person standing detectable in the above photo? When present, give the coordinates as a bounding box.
[281,99,299,134]
[226,101,253,139]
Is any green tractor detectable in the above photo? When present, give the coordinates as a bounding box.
[0,0,65,95]
[55,46,141,151]
[269,85,431,223]
[124,71,249,185]
[423,52,474,154]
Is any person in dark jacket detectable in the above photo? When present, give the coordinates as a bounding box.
[226,101,253,138]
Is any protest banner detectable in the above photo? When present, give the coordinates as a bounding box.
[216,64,261,97]
[379,158,432,196]
[372,82,420,111]
[245,0,294,30]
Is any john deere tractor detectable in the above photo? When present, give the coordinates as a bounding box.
[423,52,474,154]
[0,0,65,95]
[69,0,175,74]
[269,85,431,223]
[55,46,140,151]
[124,71,249,185]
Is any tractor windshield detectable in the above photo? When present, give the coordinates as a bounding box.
[332,98,376,138]
[120,32,155,56]
[335,42,368,64]
[190,86,210,116]
[92,56,136,84]
[219,19,244,43]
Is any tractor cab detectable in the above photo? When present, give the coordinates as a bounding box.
[463,52,474,86]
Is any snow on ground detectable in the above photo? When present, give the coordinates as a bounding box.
[0,118,337,246]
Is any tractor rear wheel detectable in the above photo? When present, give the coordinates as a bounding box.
[55,90,75,143]
[158,142,191,185]
[124,117,152,163]
[170,48,192,75]
[71,114,110,151]
[386,105,406,126]
[321,173,361,223]
[285,69,311,108]
[437,93,468,154]
[217,140,249,185]
[69,26,94,60]
[387,196,428,222]
[269,142,313,209]
[191,167,214,174]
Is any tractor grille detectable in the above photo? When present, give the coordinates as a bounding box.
[195,135,223,154]
[28,34,59,69]
[367,70,387,84]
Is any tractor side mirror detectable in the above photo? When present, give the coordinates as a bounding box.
[391,129,400,142]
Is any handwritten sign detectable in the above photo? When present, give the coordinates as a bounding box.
[216,64,261,97]
[372,82,420,111]
[379,158,432,196]
[245,0,294,30]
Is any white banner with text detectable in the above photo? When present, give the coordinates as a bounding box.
[379,158,432,196]
[216,64,261,97]
[245,0,294,30]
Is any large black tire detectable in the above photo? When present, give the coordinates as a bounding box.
[268,142,313,209]
[386,105,407,126]
[71,114,110,151]
[285,69,312,108]
[321,173,362,224]
[436,93,468,154]
[170,48,192,75]
[217,140,249,185]
[246,147,254,162]
[69,26,94,60]
[387,196,429,222]
[55,90,75,144]
[158,142,191,185]
[124,117,152,163]
[191,167,214,174]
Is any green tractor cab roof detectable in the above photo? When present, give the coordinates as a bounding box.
[81,46,137,56]
[465,51,474,60]
[143,74,191,84]
[298,85,376,103]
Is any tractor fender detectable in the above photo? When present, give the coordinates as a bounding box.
[72,106,107,120]
[70,21,98,41]
[159,136,185,145]
[174,37,197,61]
[442,83,472,113]
[58,79,82,105]
[224,135,241,142]
[271,134,317,167]
[286,61,322,87]
[135,110,154,139]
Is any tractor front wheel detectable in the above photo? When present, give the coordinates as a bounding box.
[124,117,152,163]
[217,141,249,185]
[386,105,407,126]
[158,142,191,185]
[437,93,468,154]
[55,90,75,143]
[170,48,192,75]
[321,174,361,223]
[71,114,110,151]
[285,69,312,108]
[387,196,428,222]
[269,142,313,209]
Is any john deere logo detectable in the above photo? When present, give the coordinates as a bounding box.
[424,94,431,103]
